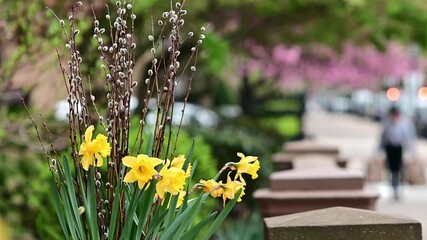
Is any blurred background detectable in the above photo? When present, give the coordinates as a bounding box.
[2,0,427,239]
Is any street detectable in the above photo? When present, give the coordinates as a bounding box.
[305,110,427,238]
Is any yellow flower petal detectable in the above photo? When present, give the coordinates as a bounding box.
[94,134,111,157]
[122,156,137,168]
[200,179,224,198]
[79,126,110,170]
[171,155,186,169]
[235,153,260,181]
[123,170,137,183]
[222,174,245,206]
[85,125,94,143]
[157,166,186,198]
[81,154,93,171]
[149,157,164,167]
[94,153,103,167]
[236,162,249,173]
[138,180,145,189]
[185,164,192,178]
[79,142,88,156]
[156,181,166,199]
[248,160,260,179]
[176,191,186,208]
[238,173,246,185]
[122,154,164,188]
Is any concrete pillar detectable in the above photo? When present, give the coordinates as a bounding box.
[264,207,422,240]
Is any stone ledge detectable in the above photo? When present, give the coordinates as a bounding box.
[283,140,339,155]
[264,207,422,240]
[272,153,347,170]
[254,188,378,199]
[254,188,379,217]
[270,168,364,191]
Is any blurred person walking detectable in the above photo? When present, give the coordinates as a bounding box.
[380,106,417,200]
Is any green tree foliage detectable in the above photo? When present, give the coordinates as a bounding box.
[4,0,427,86]
[205,0,427,50]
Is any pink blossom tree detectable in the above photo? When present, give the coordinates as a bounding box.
[243,41,425,90]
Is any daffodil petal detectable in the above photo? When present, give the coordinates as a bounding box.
[85,125,94,143]
[95,134,111,157]
[171,155,185,168]
[122,156,137,168]
[79,142,88,155]
[137,180,145,189]
[81,154,93,171]
[156,182,165,199]
[150,157,164,166]
[94,153,103,167]
[175,191,186,208]
[124,170,137,183]
[245,156,258,163]
[239,173,246,185]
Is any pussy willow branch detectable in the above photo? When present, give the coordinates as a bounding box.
[172,45,200,158]
[91,2,139,233]
[38,113,60,160]
[132,16,168,156]
[20,94,51,164]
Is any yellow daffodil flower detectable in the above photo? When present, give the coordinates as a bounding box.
[158,189,187,209]
[156,160,188,199]
[79,125,111,170]
[222,174,245,206]
[171,155,191,177]
[199,179,224,198]
[171,155,186,168]
[176,190,186,208]
[234,152,260,185]
[122,154,163,189]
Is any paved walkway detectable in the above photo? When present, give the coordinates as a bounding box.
[304,110,427,238]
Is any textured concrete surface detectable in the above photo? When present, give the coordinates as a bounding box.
[264,207,422,240]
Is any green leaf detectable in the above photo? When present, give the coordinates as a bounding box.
[134,182,157,239]
[182,140,195,172]
[181,141,196,211]
[159,193,209,240]
[120,186,143,240]
[178,158,198,215]
[174,193,207,237]
[161,193,178,230]
[51,180,70,239]
[180,211,217,240]
[145,211,168,238]
[86,170,100,240]
[62,155,85,239]
[203,189,243,240]
[108,184,122,239]
[58,181,78,240]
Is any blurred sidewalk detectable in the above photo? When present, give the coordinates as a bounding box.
[304,110,427,238]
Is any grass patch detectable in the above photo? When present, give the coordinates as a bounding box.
[259,115,301,138]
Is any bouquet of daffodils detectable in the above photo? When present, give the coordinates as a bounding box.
[25,1,260,239]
